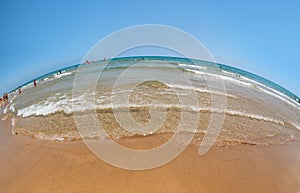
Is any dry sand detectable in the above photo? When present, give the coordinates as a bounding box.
[1,115,300,193]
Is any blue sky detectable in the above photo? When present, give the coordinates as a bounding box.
[0,0,299,96]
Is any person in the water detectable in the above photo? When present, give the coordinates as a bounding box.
[34,79,37,87]
[3,93,8,101]
[2,93,9,106]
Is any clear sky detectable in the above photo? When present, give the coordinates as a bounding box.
[0,0,299,96]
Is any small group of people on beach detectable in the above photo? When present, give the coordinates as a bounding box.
[0,78,37,108]
[1,71,68,108]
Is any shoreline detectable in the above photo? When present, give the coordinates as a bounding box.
[9,107,300,147]
[1,115,300,193]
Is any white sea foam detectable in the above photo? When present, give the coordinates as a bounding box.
[178,63,208,70]
[20,83,33,90]
[36,133,65,141]
[19,71,74,92]
[17,94,91,117]
[185,68,300,110]
[9,104,15,113]
[165,83,238,98]
[15,95,298,130]
[54,72,72,79]
[240,76,300,109]
[185,68,252,87]
[3,106,8,114]
[213,108,285,126]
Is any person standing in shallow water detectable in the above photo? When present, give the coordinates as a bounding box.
[34,79,37,87]
[2,93,9,106]
[3,93,8,101]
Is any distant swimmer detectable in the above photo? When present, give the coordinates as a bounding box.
[34,79,37,86]
[18,88,22,94]
[59,70,62,74]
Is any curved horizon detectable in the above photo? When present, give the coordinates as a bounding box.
[11,55,300,105]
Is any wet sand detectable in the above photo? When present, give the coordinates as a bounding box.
[1,115,300,193]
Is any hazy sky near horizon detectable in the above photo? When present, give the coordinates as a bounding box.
[0,0,299,96]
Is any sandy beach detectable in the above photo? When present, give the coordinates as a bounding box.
[1,114,300,193]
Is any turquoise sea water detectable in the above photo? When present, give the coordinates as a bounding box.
[4,56,300,143]
[13,56,300,104]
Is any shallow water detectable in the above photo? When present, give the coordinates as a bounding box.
[4,56,300,145]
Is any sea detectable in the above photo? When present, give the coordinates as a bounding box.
[3,56,300,146]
